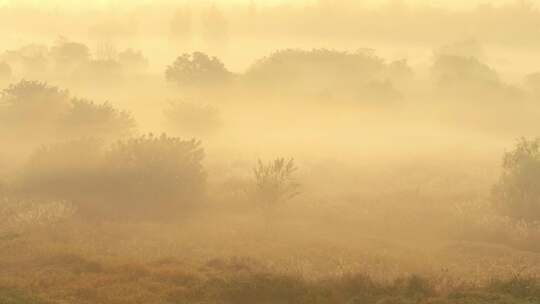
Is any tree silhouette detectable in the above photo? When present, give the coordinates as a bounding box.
[50,38,90,73]
[0,80,70,139]
[59,99,136,142]
[166,52,231,87]
[253,158,300,209]
[493,137,540,221]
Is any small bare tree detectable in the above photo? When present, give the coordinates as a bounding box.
[253,158,300,209]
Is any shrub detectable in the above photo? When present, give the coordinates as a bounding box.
[492,137,540,222]
[165,52,231,87]
[0,80,70,139]
[252,158,300,209]
[50,38,91,73]
[59,99,136,141]
[18,138,104,201]
[431,55,500,91]
[99,134,206,219]
[18,134,206,220]
[0,80,136,143]
[118,49,149,73]
[244,49,405,102]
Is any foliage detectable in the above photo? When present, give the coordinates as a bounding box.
[0,80,70,139]
[50,38,91,72]
[165,52,231,87]
[101,133,206,218]
[246,49,386,87]
[1,44,50,79]
[19,138,104,201]
[17,134,206,220]
[0,80,135,143]
[118,48,149,73]
[431,55,500,89]
[0,80,70,119]
[253,158,300,208]
[245,48,406,102]
[492,137,540,222]
[59,99,136,141]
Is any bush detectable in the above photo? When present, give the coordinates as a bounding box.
[431,55,500,91]
[100,134,206,218]
[244,49,406,102]
[0,80,70,139]
[19,138,104,201]
[246,49,385,88]
[18,134,206,220]
[0,80,136,143]
[492,137,540,222]
[252,158,300,209]
[165,52,232,87]
[50,38,91,73]
[59,99,136,142]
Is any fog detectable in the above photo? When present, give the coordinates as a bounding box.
[1,1,540,303]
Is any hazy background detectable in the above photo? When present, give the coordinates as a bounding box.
[2,1,540,303]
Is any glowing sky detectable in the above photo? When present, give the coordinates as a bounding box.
[0,0,527,9]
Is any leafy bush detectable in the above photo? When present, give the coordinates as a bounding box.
[1,44,50,79]
[19,138,104,201]
[244,49,406,102]
[0,80,70,141]
[165,52,232,87]
[432,55,499,87]
[0,80,136,143]
[492,138,540,222]
[50,38,91,73]
[100,134,206,218]
[59,99,136,141]
[118,49,149,73]
[252,158,300,208]
[18,134,206,220]
[164,101,222,137]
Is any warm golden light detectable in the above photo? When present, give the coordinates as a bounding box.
[0,1,539,303]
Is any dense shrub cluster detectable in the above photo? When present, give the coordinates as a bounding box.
[17,134,206,220]
[0,80,135,143]
[243,49,408,102]
[0,39,148,84]
[493,137,540,222]
[60,99,136,141]
[166,52,232,87]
